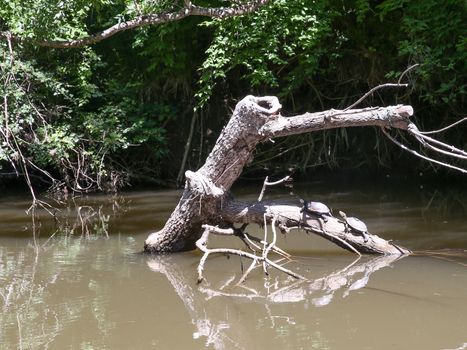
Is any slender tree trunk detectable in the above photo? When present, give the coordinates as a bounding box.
[144,95,413,254]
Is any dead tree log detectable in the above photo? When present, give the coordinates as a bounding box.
[144,95,414,255]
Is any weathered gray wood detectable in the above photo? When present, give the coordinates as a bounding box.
[144,95,413,254]
[220,199,410,255]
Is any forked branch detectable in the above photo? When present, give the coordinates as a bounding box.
[382,124,467,174]
[196,224,306,283]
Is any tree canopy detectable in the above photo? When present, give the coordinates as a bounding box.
[1,0,465,192]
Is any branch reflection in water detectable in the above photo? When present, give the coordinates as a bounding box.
[0,240,100,349]
[0,195,129,350]
[147,254,405,348]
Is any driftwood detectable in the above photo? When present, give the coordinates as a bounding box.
[144,95,414,257]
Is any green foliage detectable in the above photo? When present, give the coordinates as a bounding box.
[1,0,183,190]
[354,0,371,23]
[0,39,70,167]
[196,0,336,108]
[393,0,466,105]
[0,0,93,40]
[197,0,466,110]
[195,0,466,174]
[1,0,466,191]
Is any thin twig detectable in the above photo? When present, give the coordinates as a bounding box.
[408,125,467,157]
[237,259,258,284]
[257,176,269,202]
[419,117,467,135]
[382,127,467,174]
[343,83,408,111]
[257,175,291,201]
[177,111,198,186]
[262,213,269,274]
[397,63,420,84]
[262,215,278,274]
[415,135,467,161]
[196,225,305,283]
[244,232,291,258]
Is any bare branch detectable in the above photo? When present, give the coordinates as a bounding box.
[177,111,198,186]
[415,136,467,161]
[1,0,270,49]
[196,224,306,283]
[259,105,413,139]
[408,124,467,157]
[242,232,291,258]
[263,214,278,264]
[397,63,420,84]
[221,199,411,255]
[341,64,417,112]
[261,213,269,274]
[343,83,408,111]
[237,258,258,285]
[257,175,291,201]
[419,117,467,135]
[381,127,467,174]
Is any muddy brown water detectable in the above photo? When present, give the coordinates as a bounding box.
[1,180,467,349]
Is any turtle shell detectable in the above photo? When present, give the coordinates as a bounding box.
[302,200,331,215]
[346,216,368,233]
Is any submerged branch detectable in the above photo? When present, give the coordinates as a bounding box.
[196,224,306,283]
[221,198,411,256]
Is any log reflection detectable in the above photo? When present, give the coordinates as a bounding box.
[147,254,405,349]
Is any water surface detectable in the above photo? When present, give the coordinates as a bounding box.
[1,180,466,349]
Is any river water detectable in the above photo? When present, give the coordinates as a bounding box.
[1,179,466,349]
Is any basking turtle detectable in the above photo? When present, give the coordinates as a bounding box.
[339,211,370,242]
[300,199,332,222]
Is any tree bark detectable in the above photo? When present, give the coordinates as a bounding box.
[144,95,413,254]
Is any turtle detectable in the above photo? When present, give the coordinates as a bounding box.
[339,210,370,242]
[300,199,332,222]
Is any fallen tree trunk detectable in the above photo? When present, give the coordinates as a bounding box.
[220,199,409,255]
[144,95,413,255]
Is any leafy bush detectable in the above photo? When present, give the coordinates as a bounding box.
[196,0,337,108]
[0,0,184,191]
